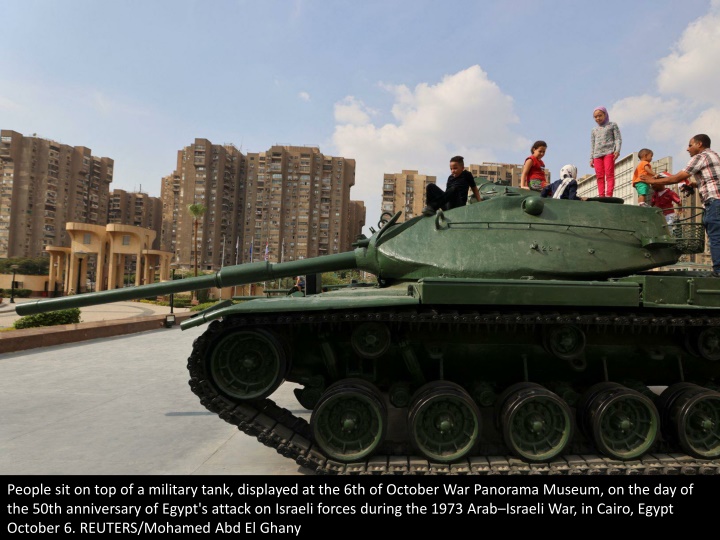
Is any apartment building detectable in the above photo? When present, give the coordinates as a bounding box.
[161,140,366,271]
[160,138,245,270]
[108,189,162,249]
[347,200,366,246]
[0,129,113,258]
[241,145,359,263]
[466,161,527,187]
[381,170,437,221]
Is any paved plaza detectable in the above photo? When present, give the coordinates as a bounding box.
[0,297,191,329]
[0,318,313,475]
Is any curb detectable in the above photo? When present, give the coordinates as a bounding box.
[0,313,195,354]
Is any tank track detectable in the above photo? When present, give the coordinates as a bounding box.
[187,308,720,476]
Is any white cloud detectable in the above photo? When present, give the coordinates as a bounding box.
[334,96,374,125]
[298,91,310,102]
[332,66,528,228]
[611,95,681,127]
[657,0,720,104]
[607,1,720,175]
[610,95,690,144]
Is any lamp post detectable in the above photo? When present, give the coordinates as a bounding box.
[9,264,19,303]
[52,262,59,297]
[75,252,86,294]
[165,262,179,328]
[170,263,179,314]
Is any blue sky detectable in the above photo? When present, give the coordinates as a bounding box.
[2,0,720,234]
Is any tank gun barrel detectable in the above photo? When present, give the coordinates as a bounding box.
[16,251,359,316]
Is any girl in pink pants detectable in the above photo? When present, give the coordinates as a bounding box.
[590,106,622,197]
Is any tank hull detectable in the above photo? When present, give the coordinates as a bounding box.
[187,275,720,474]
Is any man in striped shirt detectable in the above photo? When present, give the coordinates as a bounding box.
[644,134,720,275]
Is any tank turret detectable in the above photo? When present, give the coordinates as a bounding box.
[16,185,720,475]
[18,185,686,316]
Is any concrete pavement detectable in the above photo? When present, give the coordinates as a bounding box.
[0,324,314,475]
[0,297,313,474]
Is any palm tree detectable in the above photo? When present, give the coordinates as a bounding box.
[187,203,207,302]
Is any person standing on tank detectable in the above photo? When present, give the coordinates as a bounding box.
[422,155,482,216]
[520,140,548,192]
[632,148,655,207]
[590,106,622,197]
[643,134,720,276]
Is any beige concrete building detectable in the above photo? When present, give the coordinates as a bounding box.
[241,145,360,263]
[347,200,366,246]
[161,140,366,271]
[467,162,528,187]
[0,129,113,259]
[160,138,245,270]
[381,170,436,221]
[45,222,173,295]
[108,189,163,249]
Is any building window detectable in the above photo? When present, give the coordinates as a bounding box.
[122,235,130,246]
[83,233,91,244]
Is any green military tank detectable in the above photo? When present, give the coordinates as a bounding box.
[17,183,720,475]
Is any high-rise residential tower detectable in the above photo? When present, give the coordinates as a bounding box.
[381,170,437,222]
[241,145,358,264]
[160,140,365,271]
[0,129,113,258]
[160,138,246,270]
[108,189,163,249]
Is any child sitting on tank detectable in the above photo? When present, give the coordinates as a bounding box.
[286,276,305,295]
[422,155,483,216]
[540,165,585,200]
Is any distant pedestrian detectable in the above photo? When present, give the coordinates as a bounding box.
[520,141,548,192]
[590,106,622,197]
[287,275,305,295]
[422,155,482,216]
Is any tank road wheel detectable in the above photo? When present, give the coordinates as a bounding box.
[310,379,387,462]
[695,328,720,362]
[407,381,481,463]
[351,322,391,359]
[208,329,288,401]
[578,383,659,460]
[496,383,573,462]
[545,325,586,368]
[658,383,720,459]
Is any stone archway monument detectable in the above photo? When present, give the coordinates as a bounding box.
[49,223,173,293]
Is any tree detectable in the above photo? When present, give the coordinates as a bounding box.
[0,257,49,275]
[187,203,207,302]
